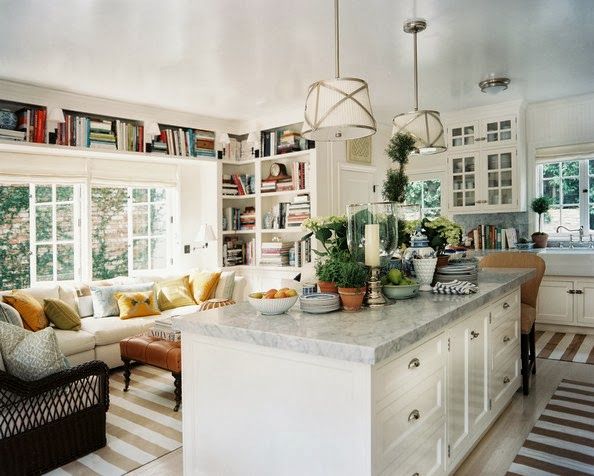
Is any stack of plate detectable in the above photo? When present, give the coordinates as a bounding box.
[300,293,341,314]
[434,263,478,285]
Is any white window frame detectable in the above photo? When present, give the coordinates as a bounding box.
[405,171,446,219]
[30,184,82,284]
[535,157,593,239]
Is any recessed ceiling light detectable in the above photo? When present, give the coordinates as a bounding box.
[479,77,510,95]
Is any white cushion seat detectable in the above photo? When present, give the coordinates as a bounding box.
[53,329,95,357]
[80,315,159,346]
[160,304,201,318]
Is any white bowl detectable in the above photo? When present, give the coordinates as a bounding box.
[248,295,298,315]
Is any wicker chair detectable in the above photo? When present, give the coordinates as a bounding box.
[0,360,110,475]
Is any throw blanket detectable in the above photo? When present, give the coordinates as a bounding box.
[433,280,478,295]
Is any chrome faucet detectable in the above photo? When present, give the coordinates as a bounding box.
[556,225,584,242]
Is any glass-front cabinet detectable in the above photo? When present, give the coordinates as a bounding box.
[448,148,517,213]
[448,115,516,151]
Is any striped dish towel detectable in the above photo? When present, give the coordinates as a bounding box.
[433,280,478,295]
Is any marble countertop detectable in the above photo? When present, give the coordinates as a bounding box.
[173,269,534,365]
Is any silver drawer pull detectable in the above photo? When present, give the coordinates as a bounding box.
[412,473,420,476]
[503,302,510,309]
[503,376,510,384]
[408,358,420,369]
[408,409,420,422]
[470,330,480,340]
[503,336,511,343]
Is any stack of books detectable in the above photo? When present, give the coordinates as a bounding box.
[149,316,180,342]
[152,127,215,158]
[270,202,291,229]
[224,137,251,161]
[277,130,301,154]
[260,241,293,267]
[286,195,311,228]
[194,129,215,158]
[115,120,144,152]
[261,180,276,193]
[89,119,116,149]
[17,107,46,143]
[0,129,26,142]
[289,237,312,267]
[276,179,294,192]
[223,237,255,266]
[239,206,256,230]
[222,174,255,195]
[291,161,308,190]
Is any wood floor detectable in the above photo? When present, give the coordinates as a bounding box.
[127,359,593,476]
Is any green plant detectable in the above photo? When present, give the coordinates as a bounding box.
[518,237,532,244]
[303,215,349,259]
[315,257,343,283]
[404,216,462,255]
[336,259,369,289]
[531,196,551,234]
[382,132,416,203]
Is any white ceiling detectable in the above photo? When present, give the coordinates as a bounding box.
[1,0,593,124]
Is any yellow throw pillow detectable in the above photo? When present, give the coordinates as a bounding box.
[115,291,161,319]
[189,271,221,304]
[44,298,81,331]
[154,276,195,311]
[3,291,49,332]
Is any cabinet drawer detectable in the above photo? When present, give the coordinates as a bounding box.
[491,315,519,369]
[380,420,445,476]
[375,333,445,409]
[491,352,520,409]
[375,368,445,474]
[489,289,520,326]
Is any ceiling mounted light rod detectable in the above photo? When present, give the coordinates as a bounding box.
[392,18,446,155]
[302,0,376,142]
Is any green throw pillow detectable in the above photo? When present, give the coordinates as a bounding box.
[0,322,69,381]
[44,298,81,331]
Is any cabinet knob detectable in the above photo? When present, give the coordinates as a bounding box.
[408,409,421,422]
[408,358,420,369]
[503,336,511,343]
[470,330,480,340]
[412,473,420,476]
[575,289,584,295]
[503,302,510,309]
[567,289,576,294]
[503,376,510,384]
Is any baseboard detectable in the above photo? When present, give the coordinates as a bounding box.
[536,323,594,335]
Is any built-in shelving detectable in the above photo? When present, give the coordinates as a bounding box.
[260,149,312,163]
[222,194,256,200]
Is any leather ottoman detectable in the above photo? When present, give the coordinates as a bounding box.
[120,335,182,411]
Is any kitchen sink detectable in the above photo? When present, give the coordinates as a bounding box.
[538,248,594,276]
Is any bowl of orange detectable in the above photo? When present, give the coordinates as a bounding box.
[248,288,299,315]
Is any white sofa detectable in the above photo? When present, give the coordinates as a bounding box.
[2,273,246,369]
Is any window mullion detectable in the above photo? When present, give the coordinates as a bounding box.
[29,184,36,284]
[52,185,58,281]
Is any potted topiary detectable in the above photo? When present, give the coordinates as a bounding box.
[382,132,416,203]
[531,196,551,248]
[516,237,535,250]
[336,259,369,312]
[315,257,342,293]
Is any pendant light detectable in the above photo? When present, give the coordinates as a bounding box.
[302,0,376,141]
[392,19,446,155]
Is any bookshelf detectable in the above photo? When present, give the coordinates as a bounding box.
[218,139,316,272]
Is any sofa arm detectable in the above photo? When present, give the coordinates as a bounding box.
[0,360,110,441]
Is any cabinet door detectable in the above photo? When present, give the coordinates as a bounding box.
[480,116,516,146]
[576,279,594,326]
[481,148,517,211]
[448,121,479,150]
[536,278,574,325]
[447,311,489,461]
[448,154,480,212]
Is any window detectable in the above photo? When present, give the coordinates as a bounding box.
[404,179,442,218]
[536,158,593,234]
[91,186,171,280]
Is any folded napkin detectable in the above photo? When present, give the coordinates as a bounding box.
[433,280,478,295]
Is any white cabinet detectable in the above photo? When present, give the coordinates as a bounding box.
[538,276,594,328]
[448,148,518,213]
[448,115,516,151]
[447,309,489,464]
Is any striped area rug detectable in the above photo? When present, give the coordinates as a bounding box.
[507,379,594,475]
[536,331,594,364]
[46,365,182,475]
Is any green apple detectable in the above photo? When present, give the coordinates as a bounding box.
[387,269,403,285]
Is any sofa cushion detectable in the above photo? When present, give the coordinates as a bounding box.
[0,301,23,327]
[154,276,195,310]
[91,283,154,318]
[160,304,201,318]
[44,299,81,331]
[189,270,220,303]
[0,322,68,381]
[214,271,236,300]
[115,291,160,319]
[80,315,157,346]
[53,329,95,356]
[0,285,61,305]
[232,276,247,302]
[3,291,49,332]
[58,283,94,318]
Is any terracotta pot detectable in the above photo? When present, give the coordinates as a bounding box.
[337,287,366,312]
[436,255,450,269]
[531,233,549,249]
[318,281,338,294]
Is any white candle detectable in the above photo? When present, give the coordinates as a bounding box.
[364,224,380,267]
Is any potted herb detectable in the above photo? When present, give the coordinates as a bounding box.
[531,196,551,248]
[315,257,342,293]
[382,132,416,203]
[336,259,369,312]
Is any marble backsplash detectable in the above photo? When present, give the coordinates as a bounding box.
[453,212,530,238]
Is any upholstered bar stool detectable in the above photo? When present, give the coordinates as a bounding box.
[479,252,546,395]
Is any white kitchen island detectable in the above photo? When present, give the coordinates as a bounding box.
[174,268,534,476]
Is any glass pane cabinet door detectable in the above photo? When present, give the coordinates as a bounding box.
[484,149,515,208]
[449,122,478,149]
[483,117,515,144]
[450,155,477,209]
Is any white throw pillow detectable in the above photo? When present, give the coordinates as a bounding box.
[214,271,236,300]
